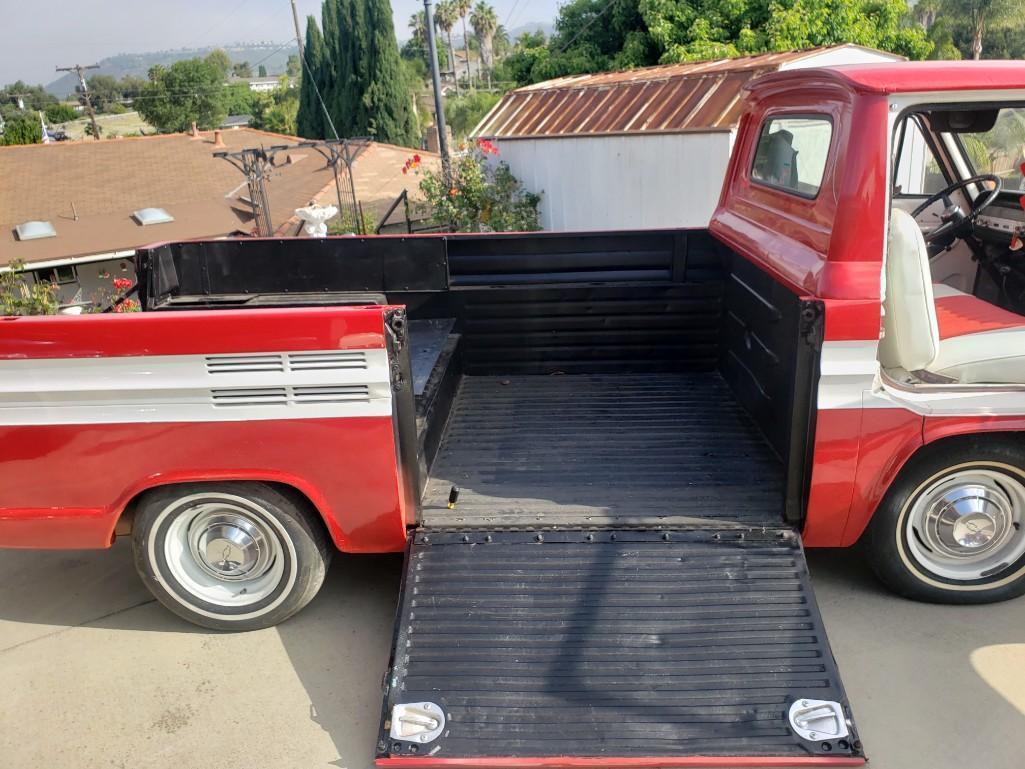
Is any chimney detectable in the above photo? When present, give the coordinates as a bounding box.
[189,121,200,139]
[212,130,226,149]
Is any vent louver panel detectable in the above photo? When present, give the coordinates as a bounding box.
[293,384,370,403]
[206,354,285,374]
[287,351,367,370]
[211,385,371,407]
[211,387,288,407]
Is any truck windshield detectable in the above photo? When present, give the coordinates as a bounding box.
[961,107,1025,191]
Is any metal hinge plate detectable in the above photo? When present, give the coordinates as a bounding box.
[389,701,446,744]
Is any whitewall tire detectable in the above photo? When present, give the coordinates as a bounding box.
[132,482,331,630]
[866,437,1025,604]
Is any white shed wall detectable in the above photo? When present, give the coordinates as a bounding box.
[495,132,734,231]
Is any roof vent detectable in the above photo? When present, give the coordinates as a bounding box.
[132,207,174,226]
[14,221,57,241]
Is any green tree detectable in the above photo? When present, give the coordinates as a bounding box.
[1,115,42,145]
[297,15,328,138]
[330,0,419,144]
[940,0,1025,59]
[205,49,232,79]
[232,61,253,78]
[470,2,499,89]
[258,64,268,77]
[137,58,228,132]
[444,90,501,139]
[85,74,123,113]
[286,54,302,78]
[44,103,77,123]
[0,81,56,112]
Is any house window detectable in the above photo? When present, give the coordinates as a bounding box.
[751,116,833,198]
[39,265,77,285]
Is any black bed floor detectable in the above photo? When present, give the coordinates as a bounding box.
[422,373,783,527]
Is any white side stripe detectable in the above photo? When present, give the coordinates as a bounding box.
[0,349,393,425]
[816,340,890,410]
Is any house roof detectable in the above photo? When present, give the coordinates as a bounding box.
[0,128,434,266]
[473,45,903,139]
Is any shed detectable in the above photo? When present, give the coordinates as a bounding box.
[473,45,904,231]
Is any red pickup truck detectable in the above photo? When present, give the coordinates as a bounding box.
[5,61,1025,766]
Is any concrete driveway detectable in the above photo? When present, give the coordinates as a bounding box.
[1,543,1022,768]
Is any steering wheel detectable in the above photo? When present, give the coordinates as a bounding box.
[910,174,1002,244]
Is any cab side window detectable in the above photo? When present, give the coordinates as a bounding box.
[751,116,832,198]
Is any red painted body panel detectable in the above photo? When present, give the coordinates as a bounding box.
[376,757,865,768]
[0,306,411,552]
[0,305,391,359]
[840,409,924,546]
[801,409,863,547]
[0,417,408,552]
[923,415,1025,445]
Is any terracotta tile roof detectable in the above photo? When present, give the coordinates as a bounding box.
[473,45,899,139]
[0,128,435,266]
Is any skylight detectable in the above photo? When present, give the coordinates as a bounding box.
[132,207,175,226]
[14,221,57,241]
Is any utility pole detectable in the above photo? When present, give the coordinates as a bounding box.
[290,0,305,61]
[215,148,275,236]
[423,0,451,182]
[56,64,100,141]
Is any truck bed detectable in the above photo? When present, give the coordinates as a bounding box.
[422,373,783,528]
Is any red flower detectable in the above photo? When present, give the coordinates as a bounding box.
[112,277,132,290]
[476,138,499,156]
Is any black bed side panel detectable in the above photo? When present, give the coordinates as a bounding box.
[719,251,823,522]
[379,529,861,762]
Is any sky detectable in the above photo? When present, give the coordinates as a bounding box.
[0,0,558,86]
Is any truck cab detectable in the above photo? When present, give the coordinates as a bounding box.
[3,61,1025,767]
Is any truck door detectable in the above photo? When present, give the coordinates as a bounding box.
[377,528,863,768]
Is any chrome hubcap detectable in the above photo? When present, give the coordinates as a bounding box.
[189,512,273,581]
[923,484,1012,558]
[907,467,1025,581]
[159,494,289,609]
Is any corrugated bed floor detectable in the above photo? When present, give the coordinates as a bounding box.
[380,529,860,760]
[422,373,783,527]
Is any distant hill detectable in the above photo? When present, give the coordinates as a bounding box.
[507,22,554,40]
[45,43,298,97]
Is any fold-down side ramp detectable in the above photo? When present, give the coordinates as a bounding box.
[377,529,863,768]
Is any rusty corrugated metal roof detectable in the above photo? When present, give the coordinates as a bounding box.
[474,46,869,138]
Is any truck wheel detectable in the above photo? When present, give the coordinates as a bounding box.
[132,483,331,630]
[865,438,1025,604]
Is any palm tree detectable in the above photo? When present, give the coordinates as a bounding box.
[409,11,427,50]
[452,0,473,88]
[435,0,459,93]
[470,2,498,90]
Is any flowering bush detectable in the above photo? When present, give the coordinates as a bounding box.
[0,261,59,316]
[92,274,140,313]
[407,139,541,233]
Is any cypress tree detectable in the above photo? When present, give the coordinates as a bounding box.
[302,0,418,146]
[359,0,418,145]
[296,16,326,138]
